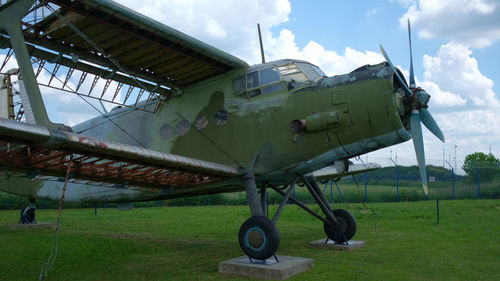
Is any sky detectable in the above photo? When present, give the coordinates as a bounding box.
[1,0,499,167]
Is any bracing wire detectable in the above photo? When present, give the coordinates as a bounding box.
[32,59,147,147]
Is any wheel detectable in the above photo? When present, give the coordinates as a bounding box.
[323,209,357,243]
[19,205,36,224]
[238,216,280,260]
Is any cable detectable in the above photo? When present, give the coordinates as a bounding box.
[44,4,162,102]
[38,157,72,280]
[32,60,147,147]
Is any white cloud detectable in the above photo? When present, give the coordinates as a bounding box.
[265,30,384,75]
[3,0,498,164]
[115,0,291,63]
[422,41,498,108]
[435,109,500,156]
[419,80,467,107]
[115,0,385,74]
[399,0,500,48]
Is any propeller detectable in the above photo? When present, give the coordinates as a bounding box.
[379,19,445,196]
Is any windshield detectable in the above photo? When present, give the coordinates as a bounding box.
[233,61,326,98]
[278,62,325,83]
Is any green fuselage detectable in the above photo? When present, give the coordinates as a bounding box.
[75,60,410,184]
[0,59,412,202]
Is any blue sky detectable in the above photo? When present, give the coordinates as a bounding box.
[281,0,499,96]
[118,0,500,164]
[1,0,499,167]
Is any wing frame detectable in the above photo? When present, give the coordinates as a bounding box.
[5,0,248,91]
[0,118,240,189]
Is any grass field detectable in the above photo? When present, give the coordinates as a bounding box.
[0,199,499,281]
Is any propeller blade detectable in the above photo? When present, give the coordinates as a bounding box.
[379,44,412,96]
[408,19,416,88]
[410,110,429,196]
[420,108,445,142]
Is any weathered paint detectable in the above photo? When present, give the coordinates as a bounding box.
[0,58,411,202]
[0,0,413,203]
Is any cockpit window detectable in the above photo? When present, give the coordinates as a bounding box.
[234,67,283,98]
[260,68,280,85]
[278,63,308,83]
[247,71,259,89]
[233,76,245,96]
[233,61,324,98]
[296,62,326,81]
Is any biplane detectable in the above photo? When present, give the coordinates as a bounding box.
[0,0,444,260]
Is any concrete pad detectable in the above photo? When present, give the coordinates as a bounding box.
[309,239,366,251]
[7,223,57,230]
[219,255,313,280]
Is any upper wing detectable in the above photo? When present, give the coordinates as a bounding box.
[1,0,247,92]
[0,118,240,189]
[312,162,381,181]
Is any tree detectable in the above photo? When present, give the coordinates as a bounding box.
[462,152,500,183]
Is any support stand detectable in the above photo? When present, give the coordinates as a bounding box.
[248,254,280,265]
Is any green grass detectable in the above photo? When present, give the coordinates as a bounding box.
[0,200,499,280]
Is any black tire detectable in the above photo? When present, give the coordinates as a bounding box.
[323,209,357,243]
[238,216,280,260]
[20,206,36,224]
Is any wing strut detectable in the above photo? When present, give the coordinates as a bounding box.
[0,0,70,131]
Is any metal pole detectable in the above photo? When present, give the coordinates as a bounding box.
[454,145,458,172]
[445,160,455,200]
[0,0,65,130]
[300,174,338,225]
[334,181,345,203]
[396,165,399,201]
[389,158,399,202]
[452,168,455,199]
[257,23,265,64]
[268,184,327,223]
[330,180,333,203]
[476,167,480,198]
[272,183,295,225]
[322,181,328,193]
[364,173,367,203]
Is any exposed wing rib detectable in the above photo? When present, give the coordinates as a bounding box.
[0,118,239,189]
[312,163,381,181]
[7,0,248,90]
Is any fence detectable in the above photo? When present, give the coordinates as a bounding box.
[1,158,499,210]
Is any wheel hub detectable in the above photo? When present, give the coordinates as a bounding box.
[248,228,265,248]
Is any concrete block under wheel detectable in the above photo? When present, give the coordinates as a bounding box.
[219,255,314,280]
[309,239,366,251]
[7,223,57,230]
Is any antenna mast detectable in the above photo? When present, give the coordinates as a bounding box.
[257,23,265,63]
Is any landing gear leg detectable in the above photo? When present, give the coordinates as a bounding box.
[239,169,279,260]
[301,175,357,243]
[19,198,36,224]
